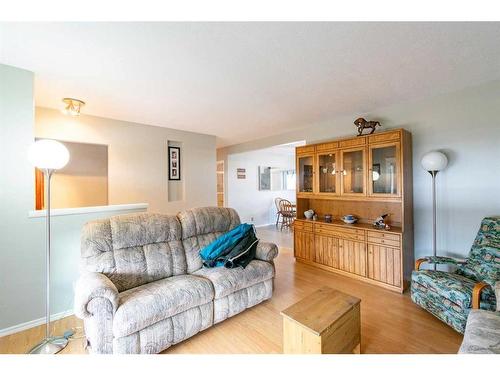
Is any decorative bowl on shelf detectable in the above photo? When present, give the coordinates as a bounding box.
[341,215,357,224]
[304,209,315,220]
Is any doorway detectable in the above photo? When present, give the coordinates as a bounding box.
[225,141,304,227]
[216,160,224,207]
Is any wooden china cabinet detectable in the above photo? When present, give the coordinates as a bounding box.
[294,129,413,293]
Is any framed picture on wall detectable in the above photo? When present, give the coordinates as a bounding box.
[168,146,181,180]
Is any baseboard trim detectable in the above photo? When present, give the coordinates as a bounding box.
[0,310,74,338]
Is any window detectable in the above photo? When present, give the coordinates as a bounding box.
[258,166,296,191]
[285,170,296,190]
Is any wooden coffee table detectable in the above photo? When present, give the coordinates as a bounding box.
[280,287,361,354]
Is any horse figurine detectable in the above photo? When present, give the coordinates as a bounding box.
[354,117,381,136]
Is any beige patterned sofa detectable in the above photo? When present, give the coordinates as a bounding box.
[74,207,278,354]
[459,282,500,354]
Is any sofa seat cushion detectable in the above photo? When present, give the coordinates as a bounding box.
[412,270,485,309]
[411,278,469,333]
[459,310,500,354]
[193,260,274,299]
[213,279,273,324]
[412,270,496,310]
[113,275,214,338]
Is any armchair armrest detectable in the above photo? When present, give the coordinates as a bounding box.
[415,256,467,270]
[74,272,119,319]
[255,241,279,262]
[472,282,489,309]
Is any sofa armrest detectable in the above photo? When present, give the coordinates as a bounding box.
[74,272,119,319]
[415,256,467,270]
[255,241,278,262]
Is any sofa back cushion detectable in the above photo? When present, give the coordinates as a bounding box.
[177,207,240,273]
[81,213,187,292]
[456,217,500,286]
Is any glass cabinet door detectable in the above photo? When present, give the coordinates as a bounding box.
[317,153,338,194]
[341,148,365,195]
[370,143,400,196]
[297,155,314,193]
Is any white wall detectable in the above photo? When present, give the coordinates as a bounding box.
[36,107,217,214]
[0,63,217,333]
[219,80,500,261]
[0,64,42,333]
[227,149,295,226]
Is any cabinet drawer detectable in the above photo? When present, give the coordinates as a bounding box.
[339,137,366,148]
[294,220,314,232]
[368,131,400,144]
[315,224,365,241]
[319,224,365,237]
[296,145,315,154]
[367,231,400,242]
[367,234,400,248]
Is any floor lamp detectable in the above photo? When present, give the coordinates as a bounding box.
[421,151,448,270]
[28,139,70,354]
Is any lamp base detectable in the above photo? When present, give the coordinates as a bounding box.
[28,337,68,354]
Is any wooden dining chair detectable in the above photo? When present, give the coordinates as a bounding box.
[279,199,296,230]
[274,197,284,227]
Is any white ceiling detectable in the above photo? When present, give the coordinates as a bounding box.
[1,22,500,147]
[265,141,306,156]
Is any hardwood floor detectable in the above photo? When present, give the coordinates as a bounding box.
[257,224,294,248]
[0,227,463,354]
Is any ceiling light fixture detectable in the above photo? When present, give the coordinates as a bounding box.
[62,98,85,116]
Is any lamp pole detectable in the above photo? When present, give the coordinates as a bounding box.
[29,168,68,354]
[28,139,70,355]
[429,170,438,270]
[421,150,448,272]
[44,169,53,341]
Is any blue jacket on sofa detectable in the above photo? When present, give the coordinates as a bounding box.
[200,223,256,268]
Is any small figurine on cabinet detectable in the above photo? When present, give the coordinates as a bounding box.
[324,214,333,223]
[373,214,390,230]
[354,117,381,136]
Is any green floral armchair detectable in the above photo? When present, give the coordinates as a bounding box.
[411,217,500,333]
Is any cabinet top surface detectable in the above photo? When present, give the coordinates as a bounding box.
[296,128,408,150]
[280,286,361,335]
[295,218,403,234]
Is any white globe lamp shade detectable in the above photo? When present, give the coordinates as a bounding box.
[421,151,448,172]
[28,139,70,170]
